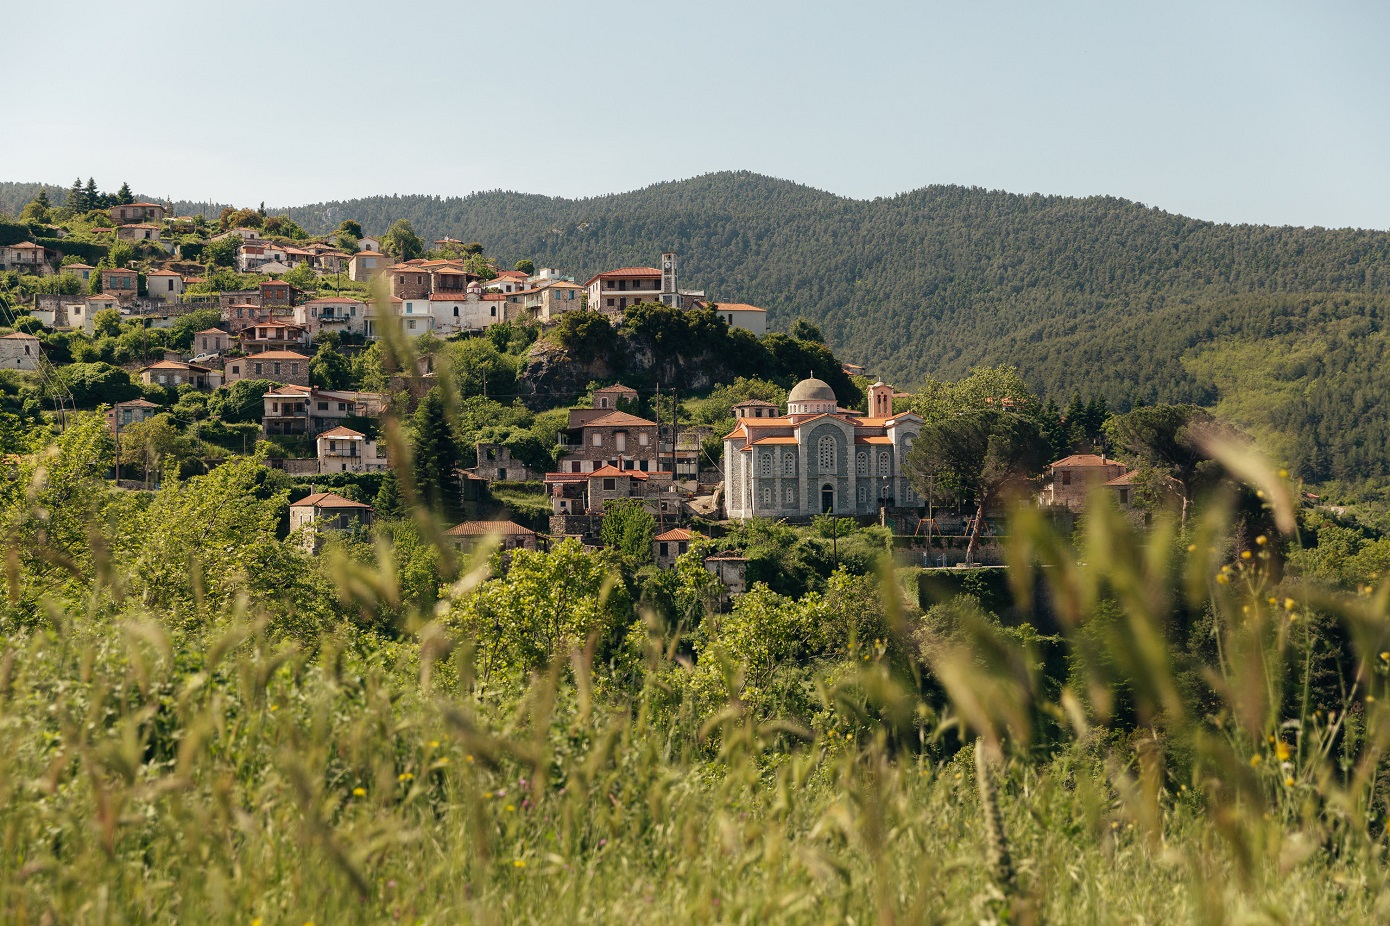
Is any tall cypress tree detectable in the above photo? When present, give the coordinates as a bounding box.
[411,389,459,514]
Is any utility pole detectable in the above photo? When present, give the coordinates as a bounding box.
[671,387,679,480]
[113,410,120,484]
[653,381,661,473]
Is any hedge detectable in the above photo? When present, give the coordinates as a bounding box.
[34,238,108,264]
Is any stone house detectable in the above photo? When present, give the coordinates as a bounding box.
[236,242,288,273]
[240,321,309,353]
[289,492,373,552]
[357,236,380,253]
[258,280,297,307]
[106,398,159,433]
[385,264,432,300]
[723,378,923,519]
[348,250,387,281]
[115,223,161,243]
[62,262,96,285]
[585,465,649,512]
[223,350,310,386]
[558,409,659,474]
[1042,454,1128,512]
[316,426,388,473]
[100,267,140,304]
[192,328,228,356]
[470,442,543,482]
[261,385,386,436]
[30,293,85,329]
[653,527,696,569]
[443,520,538,554]
[139,360,215,390]
[0,242,51,273]
[72,293,120,334]
[705,302,768,336]
[109,202,167,225]
[295,297,369,338]
[504,280,583,323]
[144,268,183,303]
[0,332,41,370]
[703,554,749,601]
[585,267,663,316]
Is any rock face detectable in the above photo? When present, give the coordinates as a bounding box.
[519,331,735,409]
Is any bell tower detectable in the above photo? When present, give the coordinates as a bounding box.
[869,381,894,418]
[660,252,678,307]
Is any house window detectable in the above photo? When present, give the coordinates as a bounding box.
[407,320,416,330]
[290,363,299,375]
[490,306,496,317]
[454,307,459,317]
[273,363,282,375]
[318,401,329,410]
[603,478,616,490]
[817,436,836,473]
[1119,488,1130,506]
[253,363,263,375]
[638,432,649,446]
[606,299,614,307]
[760,454,772,477]
[660,542,669,557]
[1061,471,1072,486]
[591,433,602,447]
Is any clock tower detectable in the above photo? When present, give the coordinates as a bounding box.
[660,252,678,307]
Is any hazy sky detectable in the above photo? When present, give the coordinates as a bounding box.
[3,1,1386,228]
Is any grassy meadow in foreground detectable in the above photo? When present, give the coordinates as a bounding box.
[3,415,1390,924]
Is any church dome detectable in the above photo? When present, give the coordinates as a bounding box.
[788,378,836,404]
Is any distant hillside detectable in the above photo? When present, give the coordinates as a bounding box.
[8,171,1390,481]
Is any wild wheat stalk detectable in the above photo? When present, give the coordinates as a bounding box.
[975,738,1016,894]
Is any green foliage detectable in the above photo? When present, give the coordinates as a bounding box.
[207,379,277,423]
[309,343,353,390]
[55,361,139,407]
[92,308,121,338]
[204,234,240,268]
[382,218,424,261]
[514,258,534,275]
[788,318,823,342]
[551,309,617,363]
[448,539,628,684]
[599,499,657,565]
[412,388,459,513]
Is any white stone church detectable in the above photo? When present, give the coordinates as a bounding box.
[723,378,924,519]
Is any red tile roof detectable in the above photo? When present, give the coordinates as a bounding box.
[444,520,536,537]
[584,267,662,286]
[292,492,371,509]
[1051,454,1119,468]
[709,302,767,313]
[588,465,649,480]
[583,411,656,428]
[242,350,310,360]
[654,528,695,542]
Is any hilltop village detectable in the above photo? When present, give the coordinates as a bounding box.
[0,186,1163,597]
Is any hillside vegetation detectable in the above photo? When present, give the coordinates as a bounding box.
[6,173,1390,484]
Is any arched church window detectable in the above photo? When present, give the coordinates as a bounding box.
[856,452,868,476]
[817,435,836,473]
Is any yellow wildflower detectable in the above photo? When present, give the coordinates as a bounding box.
[429,740,440,749]
[1381,652,1389,662]
[513,859,526,868]
[1275,741,1290,761]
[1284,598,1295,610]
[1187,544,1197,552]
[1278,469,1289,478]
[1284,777,1295,787]
[1255,535,1267,546]
[1250,754,1262,766]
[1216,574,1230,585]
[352,787,366,797]
[1241,550,1252,560]
[398,772,414,782]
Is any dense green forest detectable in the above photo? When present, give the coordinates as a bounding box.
[7,172,1390,483]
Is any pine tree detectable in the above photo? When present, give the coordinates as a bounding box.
[84,178,100,210]
[411,389,459,513]
[34,189,50,208]
[375,470,405,518]
[115,182,134,205]
[65,177,84,212]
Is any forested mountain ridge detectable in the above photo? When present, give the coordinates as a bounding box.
[6,172,1390,482]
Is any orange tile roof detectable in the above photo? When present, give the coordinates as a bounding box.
[750,436,799,445]
[318,426,365,438]
[444,520,536,537]
[1051,454,1118,468]
[654,528,695,542]
[583,411,656,428]
[855,436,894,445]
[588,465,649,480]
[710,302,767,313]
[1104,471,1139,486]
[242,350,310,360]
[292,492,371,509]
[145,269,181,276]
[584,267,662,286]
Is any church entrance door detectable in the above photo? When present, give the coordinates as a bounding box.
[821,483,834,513]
